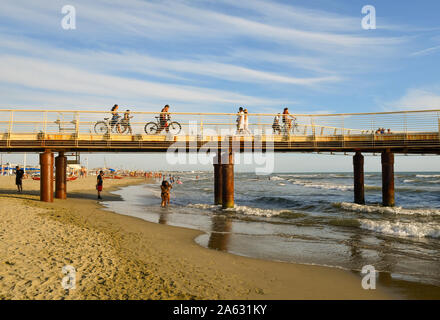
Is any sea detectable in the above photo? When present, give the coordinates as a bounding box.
[103,171,440,298]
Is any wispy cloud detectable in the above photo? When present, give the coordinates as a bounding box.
[383,87,440,111]
[411,45,440,57]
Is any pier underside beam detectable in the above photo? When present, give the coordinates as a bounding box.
[381,150,395,207]
[40,150,54,202]
[55,151,67,199]
[353,151,365,205]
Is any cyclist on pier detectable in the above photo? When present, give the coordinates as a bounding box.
[282,107,296,134]
[158,104,170,133]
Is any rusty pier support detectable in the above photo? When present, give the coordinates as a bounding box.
[55,151,67,199]
[214,150,223,205]
[353,151,365,205]
[381,149,395,207]
[221,147,234,209]
[40,150,54,202]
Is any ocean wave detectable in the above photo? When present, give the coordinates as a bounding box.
[280,174,321,178]
[403,179,415,183]
[328,218,361,228]
[288,179,353,191]
[187,203,305,218]
[334,202,440,216]
[359,220,440,239]
[254,196,301,206]
[416,174,440,178]
[269,176,285,181]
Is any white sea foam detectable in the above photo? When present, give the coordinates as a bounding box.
[289,179,353,191]
[187,203,294,218]
[336,202,440,216]
[270,176,285,181]
[403,179,415,183]
[359,220,440,239]
[416,174,440,178]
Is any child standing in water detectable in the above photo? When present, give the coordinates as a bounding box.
[160,180,172,207]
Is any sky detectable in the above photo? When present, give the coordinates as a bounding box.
[0,0,439,172]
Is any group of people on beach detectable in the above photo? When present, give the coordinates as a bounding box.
[375,128,392,134]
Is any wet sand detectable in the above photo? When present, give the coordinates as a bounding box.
[0,175,395,299]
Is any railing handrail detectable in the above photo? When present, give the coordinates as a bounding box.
[0,108,439,117]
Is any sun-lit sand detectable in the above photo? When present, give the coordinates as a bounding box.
[0,175,394,299]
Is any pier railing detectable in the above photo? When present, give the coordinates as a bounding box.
[0,109,439,135]
[0,109,439,152]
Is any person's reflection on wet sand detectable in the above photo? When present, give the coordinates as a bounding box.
[158,210,168,225]
[208,214,232,251]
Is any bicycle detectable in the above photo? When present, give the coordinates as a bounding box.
[94,115,131,134]
[276,120,299,135]
[144,115,182,135]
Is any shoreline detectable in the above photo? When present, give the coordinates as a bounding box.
[0,176,399,299]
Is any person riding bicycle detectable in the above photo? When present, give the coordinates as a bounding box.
[110,104,121,133]
[282,107,296,134]
[122,109,133,134]
[158,104,170,133]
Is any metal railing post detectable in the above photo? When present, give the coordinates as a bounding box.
[341,115,345,148]
[42,111,48,139]
[438,112,440,139]
[8,111,14,135]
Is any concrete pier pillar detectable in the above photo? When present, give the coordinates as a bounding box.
[381,150,395,207]
[40,150,54,202]
[55,151,67,199]
[353,151,365,205]
[221,151,234,209]
[214,151,223,205]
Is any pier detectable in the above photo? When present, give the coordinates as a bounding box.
[1,109,439,207]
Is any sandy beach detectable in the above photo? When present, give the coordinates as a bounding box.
[0,175,394,299]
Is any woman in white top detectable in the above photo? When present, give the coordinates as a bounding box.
[243,109,250,134]
[236,107,244,134]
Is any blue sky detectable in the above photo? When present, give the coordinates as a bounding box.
[0,0,439,171]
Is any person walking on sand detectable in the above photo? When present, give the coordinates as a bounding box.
[14,165,24,193]
[96,170,104,200]
[160,180,172,207]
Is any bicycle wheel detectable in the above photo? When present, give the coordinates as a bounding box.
[94,121,109,134]
[169,121,181,135]
[144,122,158,134]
